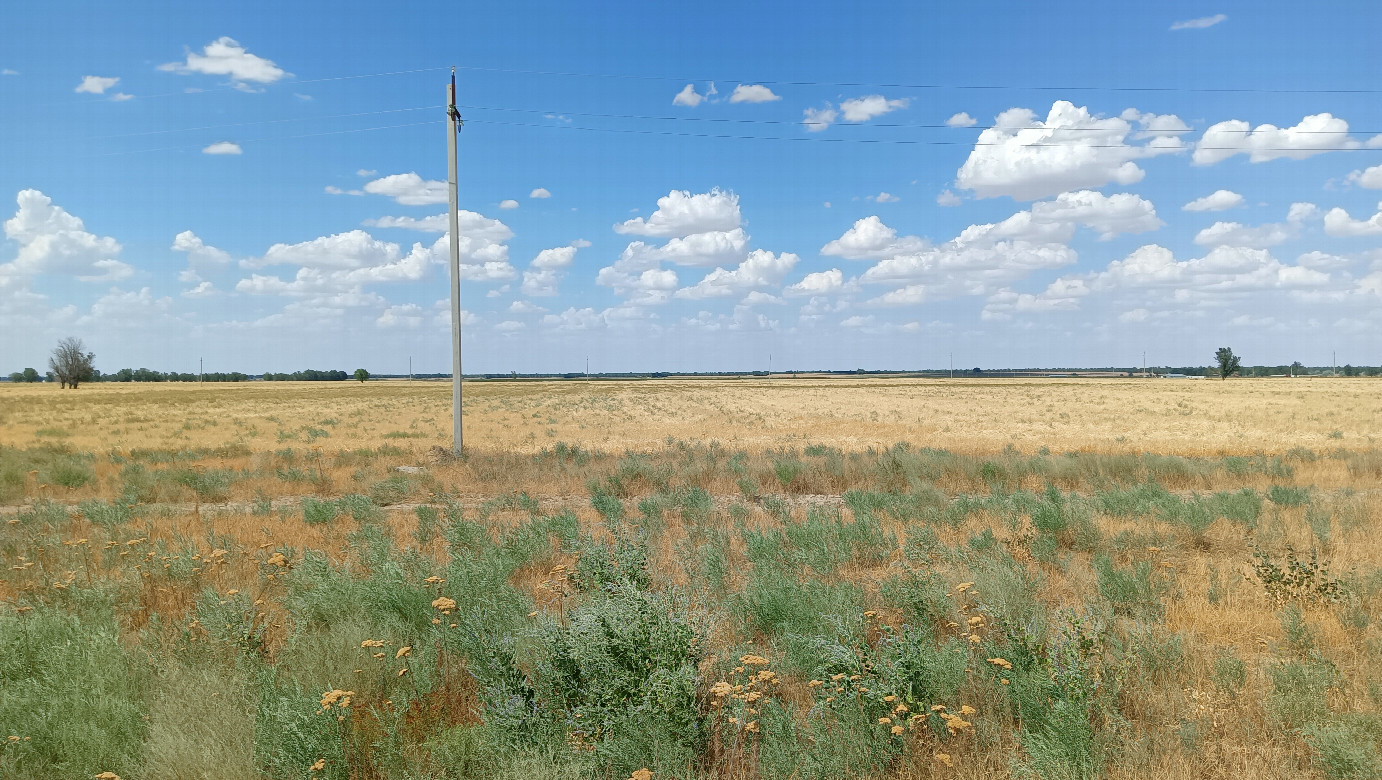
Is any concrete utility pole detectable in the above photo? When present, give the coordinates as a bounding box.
[446,68,464,455]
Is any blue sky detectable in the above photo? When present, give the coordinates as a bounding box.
[3,1,1381,375]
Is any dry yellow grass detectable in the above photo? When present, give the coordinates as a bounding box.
[3,376,1381,779]
[2,375,1379,455]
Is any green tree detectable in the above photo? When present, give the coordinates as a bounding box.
[48,337,95,389]
[353,368,370,383]
[1215,347,1242,380]
[21,367,40,383]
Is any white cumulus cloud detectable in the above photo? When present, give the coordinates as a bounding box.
[1183,190,1244,212]
[499,199,519,210]
[159,37,288,86]
[673,84,705,107]
[784,268,844,297]
[75,76,119,94]
[955,101,1186,200]
[1193,113,1377,165]
[822,216,927,260]
[172,230,232,266]
[1,189,132,282]
[729,84,780,103]
[1345,165,1382,189]
[362,173,448,205]
[614,189,742,237]
[839,95,908,122]
[802,105,838,132]
[202,141,241,155]
[1324,202,1382,237]
[529,188,551,198]
[946,112,977,128]
[674,250,799,300]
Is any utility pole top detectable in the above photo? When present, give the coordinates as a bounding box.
[447,69,464,455]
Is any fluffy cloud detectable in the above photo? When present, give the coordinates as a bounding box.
[521,244,581,297]
[673,84,705,107]
[1183,190,1244,212]
[364,209,510,239]
[1170,14,1227,30]
[955,101,1186,200]
[729,84,780,103]
[529,188,551,198]
[853,192,1160,306]
[172,230,232,266]
[784,268,844,297]
[508,300,548,314]
[822,216,927,260]
[1324,202,1382,237]
[873,192,900,204]
[802,105,838,132]
[362,173,448,206]
[76,287,175,329]
[1194,221,1292,248]
[376,303,423,328]
[541,307,610,330]
[614,189,742,237]
[1024,190,1162,240]
[839,95,909,122]
[674,250,799,299]
[936,190,962,207]
[1,189,132,282]
[75,76,119,94]
[982,278,1090,320]
[946,112,977,128]
[158,37,287,86]
[616,228,749,270]
[1193,113,1379,165]
[202,141,242,155]
[1193,202,1318,248]
[499,199,519,210]
[1346,165,1382,189]
[1058,244,1329,301]
[181,281,215,298]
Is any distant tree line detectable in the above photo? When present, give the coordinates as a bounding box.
[100,368,249,382]
[261,369,349,382]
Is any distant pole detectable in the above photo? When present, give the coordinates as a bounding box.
[199,357,203,383]
[585,355,589,381]
[1142,351,1146,377]
[949,352,953,379]
[768,353,772,377]
[447,68,464,455]
[409,356,412,382]
[1333,351,1337,377]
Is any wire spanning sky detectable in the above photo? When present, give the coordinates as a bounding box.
[2,1,1381,374]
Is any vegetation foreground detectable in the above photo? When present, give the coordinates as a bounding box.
[2,380,1382,779]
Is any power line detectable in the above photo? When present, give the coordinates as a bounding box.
[90,105,441,141]
[459,103,1382,134]
[463,117,1382,151]
[87,120,437,157]
[454,64,1382,95]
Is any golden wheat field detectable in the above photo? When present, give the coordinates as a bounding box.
[2,377,1382,780]
[2,375,1379,455]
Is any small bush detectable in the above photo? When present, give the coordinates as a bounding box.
[1303,717,1382,780]
[1094,556,1163,618]
[1268,484,1311,508]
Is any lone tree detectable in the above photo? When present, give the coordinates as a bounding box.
[49,337,95,389]
[354,368,370,383]
[1215,347,1241,380]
